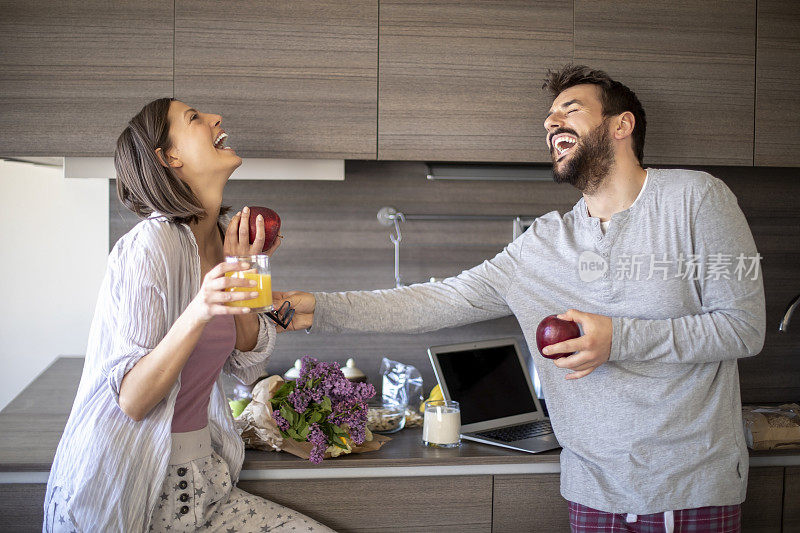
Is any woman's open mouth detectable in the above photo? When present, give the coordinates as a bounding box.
[213,131,234,151]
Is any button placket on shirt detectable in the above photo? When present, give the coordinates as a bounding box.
[592,230,613,297]
[606,212,633,301]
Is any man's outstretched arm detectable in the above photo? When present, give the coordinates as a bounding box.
[275,233,526,334]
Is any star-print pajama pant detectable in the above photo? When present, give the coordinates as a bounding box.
[149,426,336,533]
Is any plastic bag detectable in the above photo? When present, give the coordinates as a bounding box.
[380,358,424,427]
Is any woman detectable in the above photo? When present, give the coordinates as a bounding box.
[43,98,336,533]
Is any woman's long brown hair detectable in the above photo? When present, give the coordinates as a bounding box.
[114,97,231,225]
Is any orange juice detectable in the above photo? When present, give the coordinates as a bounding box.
[225,271,273,310]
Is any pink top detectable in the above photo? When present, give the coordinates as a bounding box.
[171,314,237,433]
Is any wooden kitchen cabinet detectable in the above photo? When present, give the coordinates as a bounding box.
[239,475,493,532]
[3,1,797,166]
[174,0,377,159]
[492,468,789,532]
[755,0,800,167]
[742,467,784,533]
[0,0,173,157]
[574,0,756,166]
[493,474,570,532]
[378,0,573,162]
[785,467,800,533]
[0,483,47,531]
[2,471,794,533]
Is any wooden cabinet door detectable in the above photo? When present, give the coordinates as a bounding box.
[174,1,377,160]
[741,466,784,533]
[785,467,800,533]
[755,0,800,167]
[0,483,47,531]
[379,0,573,162]
[574,1,756,166]
[239,475,493,532]
[0,0,173,157]
[493,474,570,532]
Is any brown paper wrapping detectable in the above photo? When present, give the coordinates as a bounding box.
[234,375,391,460]
[742,403,800,451]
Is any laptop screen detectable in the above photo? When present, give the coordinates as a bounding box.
[435,343,539,426]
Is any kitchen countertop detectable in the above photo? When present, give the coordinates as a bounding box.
[1,357,798,484]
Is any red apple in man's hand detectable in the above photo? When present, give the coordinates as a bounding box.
[536,315,581,359]
[247,206,281,252]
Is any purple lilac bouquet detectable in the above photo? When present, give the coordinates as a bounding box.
[270,356,376,464]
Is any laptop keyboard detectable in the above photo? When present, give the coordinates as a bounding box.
[476,420,553,442]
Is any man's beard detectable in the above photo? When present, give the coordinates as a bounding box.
[551,119,614,194]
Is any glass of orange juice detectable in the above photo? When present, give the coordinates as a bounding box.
[224,254,273,312]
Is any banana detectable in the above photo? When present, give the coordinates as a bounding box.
[420,384,444,412]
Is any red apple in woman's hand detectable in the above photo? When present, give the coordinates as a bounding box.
[536,315,581,359]
[248,206,281,252]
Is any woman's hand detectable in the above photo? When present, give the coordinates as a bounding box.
[224,205,282,257]
[273,291,316,331]
[187,260,260,324]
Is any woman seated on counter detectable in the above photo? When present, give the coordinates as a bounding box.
[42,98,336,533]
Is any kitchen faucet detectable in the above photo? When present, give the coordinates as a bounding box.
[779,293,800,332]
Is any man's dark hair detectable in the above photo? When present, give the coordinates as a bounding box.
[543,64,646,166]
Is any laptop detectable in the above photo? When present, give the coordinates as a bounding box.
[427,338,560,454]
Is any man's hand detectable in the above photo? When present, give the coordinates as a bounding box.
[273,291,316,331]
[541,309,613,380]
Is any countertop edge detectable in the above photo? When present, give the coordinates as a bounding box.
[2,454,799,484]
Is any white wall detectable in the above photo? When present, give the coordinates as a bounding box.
[0,160,108,410]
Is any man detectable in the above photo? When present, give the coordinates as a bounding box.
[276,65,765,532]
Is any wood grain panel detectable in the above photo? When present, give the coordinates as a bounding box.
[238,475,493,532]
[175,0,377,159]
[0,0,173,157]
[493,474,569,532]
[755,0,800,167]
[379,0,573,162]
[0,483,47,532]
[710,166,800,403]
[785,467,800,533]
[574,1,756,166]
[741,467,784,533]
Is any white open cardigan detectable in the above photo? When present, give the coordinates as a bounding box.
[43,211,276,532]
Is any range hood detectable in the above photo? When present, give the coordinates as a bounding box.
[426,163,553,181]
[2,157,345,180]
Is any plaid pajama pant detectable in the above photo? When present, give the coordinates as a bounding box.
[569,501,741,533]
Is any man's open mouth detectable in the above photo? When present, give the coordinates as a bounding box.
[550,133,578,159]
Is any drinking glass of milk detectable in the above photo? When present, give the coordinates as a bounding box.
[422,400,461,448]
